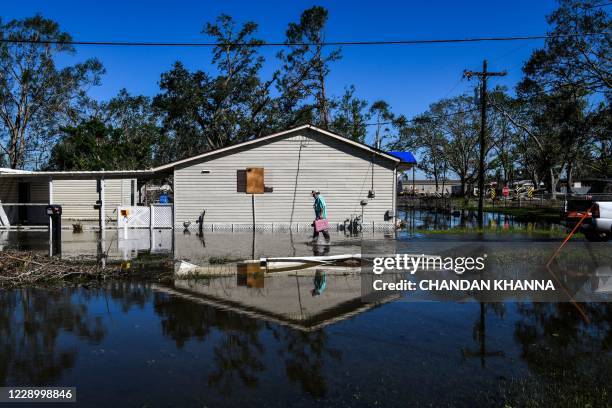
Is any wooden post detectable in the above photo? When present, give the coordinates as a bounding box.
[477,60,488,227]
[252,194,255,230]
[412,166,415,198]
[464,61,506,227]
[251,194,256,260]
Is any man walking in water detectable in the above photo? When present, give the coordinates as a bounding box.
[311,190,330,243]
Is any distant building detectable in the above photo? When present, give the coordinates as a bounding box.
[400,177,462,196]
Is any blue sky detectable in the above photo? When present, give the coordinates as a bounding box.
[3,0,559,132]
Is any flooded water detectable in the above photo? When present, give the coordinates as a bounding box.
[1,282,610,407]
[1,210,609,406]
[0,229,362,261]
[0,210,570,262]
[398,209,564,232]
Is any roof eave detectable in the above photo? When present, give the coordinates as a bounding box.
[0,170,156,180]
[151,124,401,172]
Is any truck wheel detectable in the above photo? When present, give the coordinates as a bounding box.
[584,231,609,242]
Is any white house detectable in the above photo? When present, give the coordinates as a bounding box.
[0,125,415,230]
[0,170,145,226]
[157,125,413,230]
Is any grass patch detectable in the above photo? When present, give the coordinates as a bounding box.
[497,356,612,407]
[484,206,562,223]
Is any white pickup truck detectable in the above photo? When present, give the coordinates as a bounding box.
[585,201,612,241]
[564,180,612,242]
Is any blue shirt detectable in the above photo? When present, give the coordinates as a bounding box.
[314,272,327,294]
[314,195,327,219]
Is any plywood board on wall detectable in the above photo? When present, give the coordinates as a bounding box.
[246,167,264,194]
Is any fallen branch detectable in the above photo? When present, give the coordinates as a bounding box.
[0,250,111,287]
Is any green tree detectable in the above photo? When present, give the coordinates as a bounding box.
[153,62,210,160]
[504,89,592,194]
[515,0,611,191]
[0,15,104,169]
[488,88,520,186]
[584,103,611,178]
[395,115,448,191]
[399,95,481,196]
[439,96,481,197]
[369,100,395,148]
[154,15,271,160]
[103,89,163,166]
[276,6,341,129]
[46,118,152,171]
[521,0,611,97]
[330,85,369,142]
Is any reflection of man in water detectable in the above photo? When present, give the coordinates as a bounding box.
[312,241,330,257]
[311,270,327,296]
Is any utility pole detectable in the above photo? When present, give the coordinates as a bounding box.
[464,60,506,227]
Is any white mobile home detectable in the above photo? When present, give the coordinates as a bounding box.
[157,125,414,230]
[0,170,146,227]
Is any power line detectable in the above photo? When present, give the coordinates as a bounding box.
[364,108,480,126]
[0,32,608,48]
[441,77,465,99]
[383,79,604,130]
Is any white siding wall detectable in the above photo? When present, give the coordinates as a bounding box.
[52,179,133,220]
[0,177,134,221]
[174,129,396,227]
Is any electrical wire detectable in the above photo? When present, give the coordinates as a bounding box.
[0,33,608,48]
[364,108,480,126]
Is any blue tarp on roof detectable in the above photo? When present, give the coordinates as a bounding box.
[388,151,417,164]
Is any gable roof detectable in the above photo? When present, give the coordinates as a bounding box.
[0,125,415,180]
[153,124,402,172]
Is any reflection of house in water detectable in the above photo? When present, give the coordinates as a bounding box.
[154,271,399,332]
[575,265,612,300]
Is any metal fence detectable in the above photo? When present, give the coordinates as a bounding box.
[398,192,612,212]
[485,193,565,210]
[397,194,566,211]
